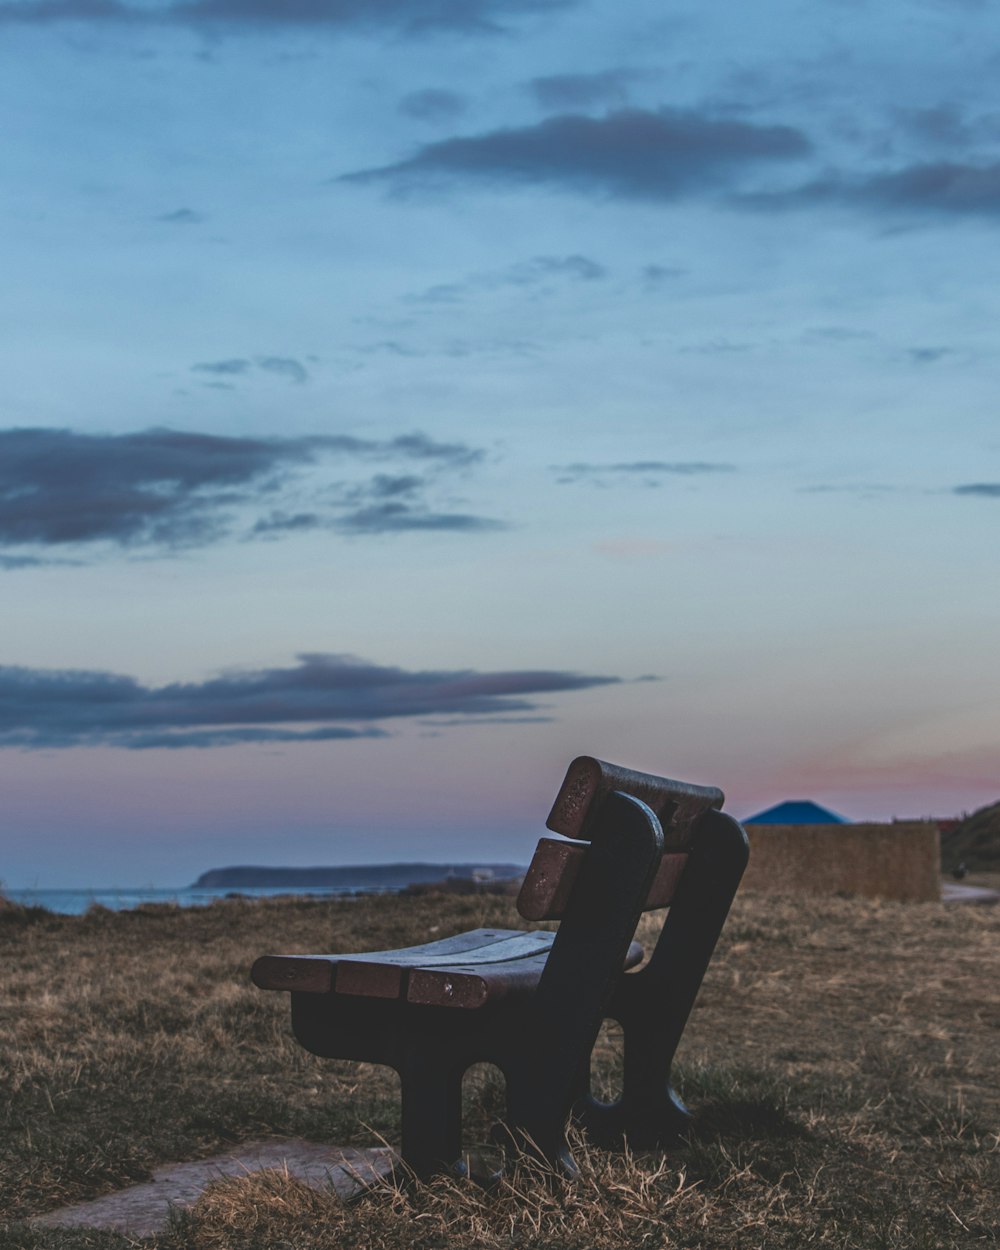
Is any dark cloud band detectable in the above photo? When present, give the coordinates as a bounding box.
[746,161,1000,219]
[0,0,571,34]
[0,426,496,557]
[0,653,619,749]
[528,70,636,111]
[554,460,736,485]
[954,483,1000,497]
[343,108,811,200]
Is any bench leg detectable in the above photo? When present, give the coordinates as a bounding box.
[398,1050,465,1180]
[572,1016,691,1150]
[497,792,668,1176]
[620,1022,692,1143]
[498,1056,579,1178]
[579,809,749,1149]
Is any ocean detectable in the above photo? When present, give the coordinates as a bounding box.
[6,885,381,916]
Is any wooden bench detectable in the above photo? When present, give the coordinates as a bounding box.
[252,756,749,1179]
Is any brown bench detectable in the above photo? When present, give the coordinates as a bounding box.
[252,756,749,1179]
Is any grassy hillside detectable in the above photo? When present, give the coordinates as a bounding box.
[940,799,1000,873]
[1,889,998,1249]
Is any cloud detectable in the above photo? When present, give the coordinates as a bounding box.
[365,473,425,497]
[335,503,504,533]
[0,0,133,20]
[798,483,897,497]
[252,467,504,536]
[894,105,975,150]
[406,282,465,305]
[678,339,751,356]
[954,483,1000,497]
[753,161,1000,218]
[554,460,736,485]
[0,0,572,35]
[249,511,322,536]
[504,254,605,282]
[192,358,252,377]
[342,108,812,200]
[114,726,389,749]
[0,426,306,548]
[191,355,310,384]
[642,263,684,286]
[528,70,636,111]
[858,162,1000,215]
[416,715,555,731]
[908,347,952,364]
[406,253,606,305]
[0,426,496,558]
[256,355,309,384]
[157,207,206,224]
[384,431,483,465]
[0,653,619,749]
[173,0,570,34]
[399,89,468,122]
[0,554,58,570]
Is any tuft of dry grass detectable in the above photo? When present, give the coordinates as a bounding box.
[1,888,998,1248]
[167,1134,705,1250]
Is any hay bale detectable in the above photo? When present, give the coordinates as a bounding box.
[740,822,940,902]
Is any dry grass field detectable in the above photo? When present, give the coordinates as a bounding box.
[1,888,998,1249]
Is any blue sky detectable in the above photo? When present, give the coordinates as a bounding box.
[2,0,999,886]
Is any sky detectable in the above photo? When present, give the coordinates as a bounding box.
[2,0,999,887]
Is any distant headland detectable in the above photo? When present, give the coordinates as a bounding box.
[190,863,525,891]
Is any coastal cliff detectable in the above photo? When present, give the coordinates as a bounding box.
[191,863,524,890]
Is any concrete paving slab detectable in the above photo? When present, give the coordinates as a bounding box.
[31,1140,396,1238]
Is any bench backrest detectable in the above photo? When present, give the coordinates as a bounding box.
[545,755,723,846]
[519,838,689,920]
[517,755,724,922]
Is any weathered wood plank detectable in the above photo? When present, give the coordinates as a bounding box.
[251,955,336,994]
[335,960,403,999]
[518,839,689,921]
[345,932,554,968]
[335,933,555,1001]
[546,755,723,848]
[406,959,541,1009]
[254,929,644,1006]
[251,930,555,996]
[405,940,644,1009]
[646,852,688,911]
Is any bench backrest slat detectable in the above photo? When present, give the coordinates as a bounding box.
[546,755,723,849]
[518,837,689,921]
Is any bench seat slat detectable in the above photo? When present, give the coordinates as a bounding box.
[340,931,554,968]
[334,932,553,1000]
[406,939,644,1009]
[251,928,535,993]
[251,928,644,1009]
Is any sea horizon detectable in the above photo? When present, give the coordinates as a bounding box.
[5,859,527,915]
[4,885,380,916]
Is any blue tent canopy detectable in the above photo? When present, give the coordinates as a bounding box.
[744,800,848,825]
